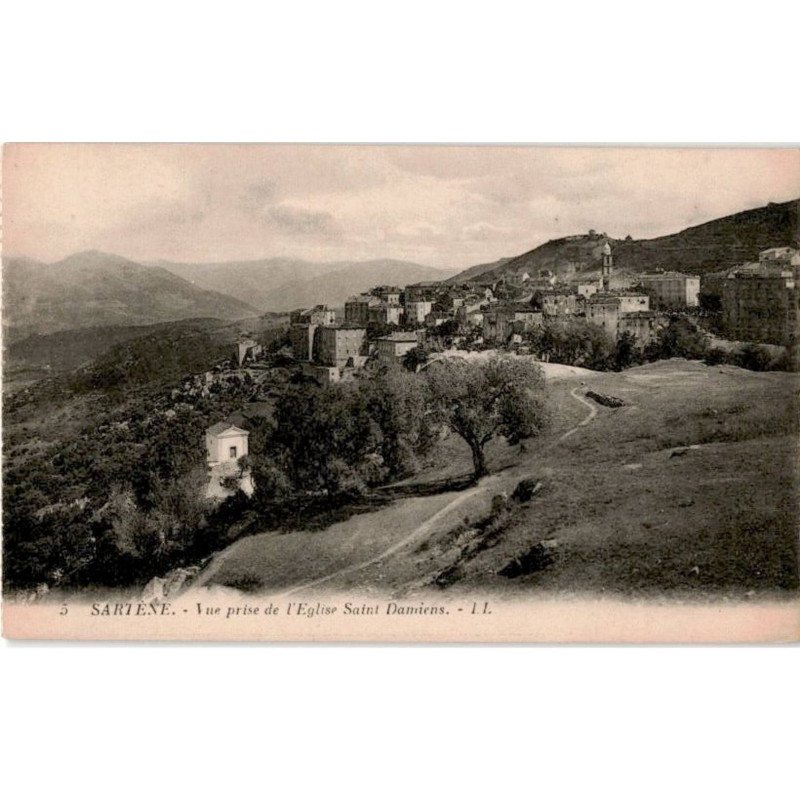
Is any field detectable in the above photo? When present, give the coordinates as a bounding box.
[200,358,799,601]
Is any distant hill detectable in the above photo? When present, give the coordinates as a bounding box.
[261,260,457,311]
[450,198,800,284]
[3,314,287,392]
[5,318,224,377]
[158,257,457,311]
[5,313,290,402]
[153,257,334,310]
[2,250,261,341]
[444,256,514,285]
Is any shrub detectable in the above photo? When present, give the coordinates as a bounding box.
[736,344,774,372]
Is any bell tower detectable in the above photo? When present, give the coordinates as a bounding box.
[600,241,613,291]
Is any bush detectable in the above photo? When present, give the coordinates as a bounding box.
[703,347,730,366]
[645,317,710,362]
[735,344,774,372]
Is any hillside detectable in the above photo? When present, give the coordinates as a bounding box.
[3,314,287,394]
[199,359,799,600]
[158,257,457,311]
[444,256,514,285]
[451,198,800,284]
[2,250,261,341]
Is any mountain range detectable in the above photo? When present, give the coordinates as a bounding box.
[156,257,457,311]
[2,251,261,341]
[4,198,797,346]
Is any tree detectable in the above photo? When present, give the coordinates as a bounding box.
[402,345,430,373]
[358,359,436,479]
[611,331,641,370]
[645,317,709,361]
[433,319,460,340]
[538,318,614,369]
[259,383,378,501]
[366,320,397,341]
[425,355,549,481]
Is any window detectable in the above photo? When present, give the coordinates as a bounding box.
[229,446,238,459]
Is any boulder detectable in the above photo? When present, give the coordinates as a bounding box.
[499,539,559,578]
[512,478,543,502]
[586,390,625,408]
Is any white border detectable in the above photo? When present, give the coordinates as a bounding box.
[2,2,798,799]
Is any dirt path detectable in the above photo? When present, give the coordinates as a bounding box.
[559,386,598,440]
[274,384,600,597]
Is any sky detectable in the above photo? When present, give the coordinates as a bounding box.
[3,144,798,270]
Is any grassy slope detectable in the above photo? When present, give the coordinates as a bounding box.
[201,359,800,600]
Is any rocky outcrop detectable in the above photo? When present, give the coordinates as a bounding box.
[141,566,200,604]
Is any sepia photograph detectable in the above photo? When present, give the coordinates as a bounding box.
[1,144,798,641]
[3,6,800,800]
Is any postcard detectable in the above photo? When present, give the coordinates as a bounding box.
[2,144,798,641]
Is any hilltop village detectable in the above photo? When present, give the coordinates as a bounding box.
[232,239,800,383]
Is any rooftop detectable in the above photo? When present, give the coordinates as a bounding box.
[589,290,649,302]
[621,310,660,319]
[207,422,249,437]
[638,271,700,280]
[378,331,421,342]
[327,323,368,332]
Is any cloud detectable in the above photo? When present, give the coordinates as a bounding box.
[239,179,277,214]
[3,144,797,266]
[462,222,511,241]
[266,204,339,236]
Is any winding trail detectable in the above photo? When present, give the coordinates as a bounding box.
[275,384,599,598]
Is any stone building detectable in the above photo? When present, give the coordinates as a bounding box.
[344,294,381,326]
[457,308,485,329]
[617,311,663,346]
[759,247,800,267]
[404,282,440,303]
[575,281,599,299]
[376,331,423,359]
[300,361,342,387]
[720,273,799,345]
[483,304,543,342]
[289,324,317,361]
[586,292,652,341]
[368,301,403,326]
[289,305,336,326]
[369,285,403,305]
[235,337,262,366]
[405,300,433,325]
[534,289,583,317]
[424,311,452,328]
[637,272,701,308]
[315,326,367,367]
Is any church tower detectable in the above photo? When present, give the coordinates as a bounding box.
[600,241,613,291]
